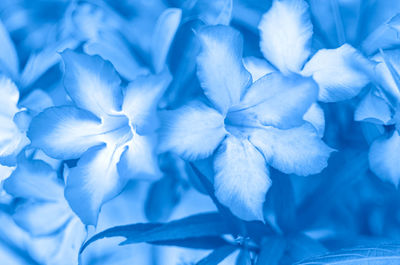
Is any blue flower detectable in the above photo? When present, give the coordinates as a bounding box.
[160,25,334,221]
[254,0,370,103]
[28,50,172,225]
[3,155,86,265]
[355,49,400,186]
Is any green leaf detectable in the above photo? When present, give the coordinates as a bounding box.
[196,245,238,265]
[81,212,231,254]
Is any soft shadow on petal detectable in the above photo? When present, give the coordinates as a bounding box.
[13,201,72,237]
[0,20,18,78]
[84,31,149,81]
[64,144,126,226]
[123,69,172,134]
[303,103,325,138]
[214,135,271,221]
[243,56,275,81]
[4,157,64,201]
[250,123,334,176]
[369,131,400,187]
[258,0,312,74]
[355,89,393,125]
[118,133,161,181]
[28,106,104,160]
[61,49,123,117]
[302,44,370,102]
[197,25,252,114]
[230,72,318,129]
[159,101,226,160]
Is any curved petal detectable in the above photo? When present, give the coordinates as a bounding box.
[355,89,393,125]
[302,44,370,102]
[303,103,325,137]
[243,56,275,82]
[229,72,318,129]
[118,133,161,181]
[123,70,172,134]
[159,101,226,160]
[369,131,400,187]
[61,49,123,117]
[151,8,182,73]
[64,144,126,225]
[3,158,64,201]
[0,20,18,78]
[250,124,334,176]
[258,0,312,74]
[13,201,72,237]
[214,135,271,221]
[0,77,27,165]
[28,106,104,160]
[0,77,19,117]
[197,25,252,113]
[84,31,149,81]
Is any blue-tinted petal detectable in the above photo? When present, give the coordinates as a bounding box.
[303,103,325,138]
[64,144,126,225]
[230,72,318,129]
[19,89,53,115]
[302,44,370,102]
[197,25,252,114]
[243,56,275,82]
[84,31,149,81]
[4,157,63,201]
[214,135,271,221]
[151,8,182,73]
[250,124,334,176]
[123,70,172,134]
[369,131,400,187]
[355,89,393,125]
[28,106,104,160]
[258,0,312,74]
[61,49,123,117]
[0,77,28,166]
[20,38,78,89]
[159,101,226,160]
[13,200,71,237]
[183,0,233,25]
[0,19,18,78]
[118,133,161,181]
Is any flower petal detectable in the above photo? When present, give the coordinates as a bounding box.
[302,44,370,102]
[250,124,334,176]
[118,133,161,180]
[28,106,104,160]
[61,49,123,117]
[355,89,393,125]
[123,70,172,134]
[64,144,126,226]
[230,72,318,129]
[0,20,18,78]
[369,131,400,187]
[243,56,275,82]
[214,135,271,221]
[303,103,325,137]
[151,8,182,73]
[197,25,252,113]
[0,77,28,166]
[13,201,72,237]
[159,101,226,160]
[4,158,64,201]
[258,0,312,74]
[84,31,149,80]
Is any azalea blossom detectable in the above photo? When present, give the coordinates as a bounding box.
[160,24,334,221]
[28,50,171,225]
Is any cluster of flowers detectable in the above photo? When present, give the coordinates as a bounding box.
[1,0,400,264]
